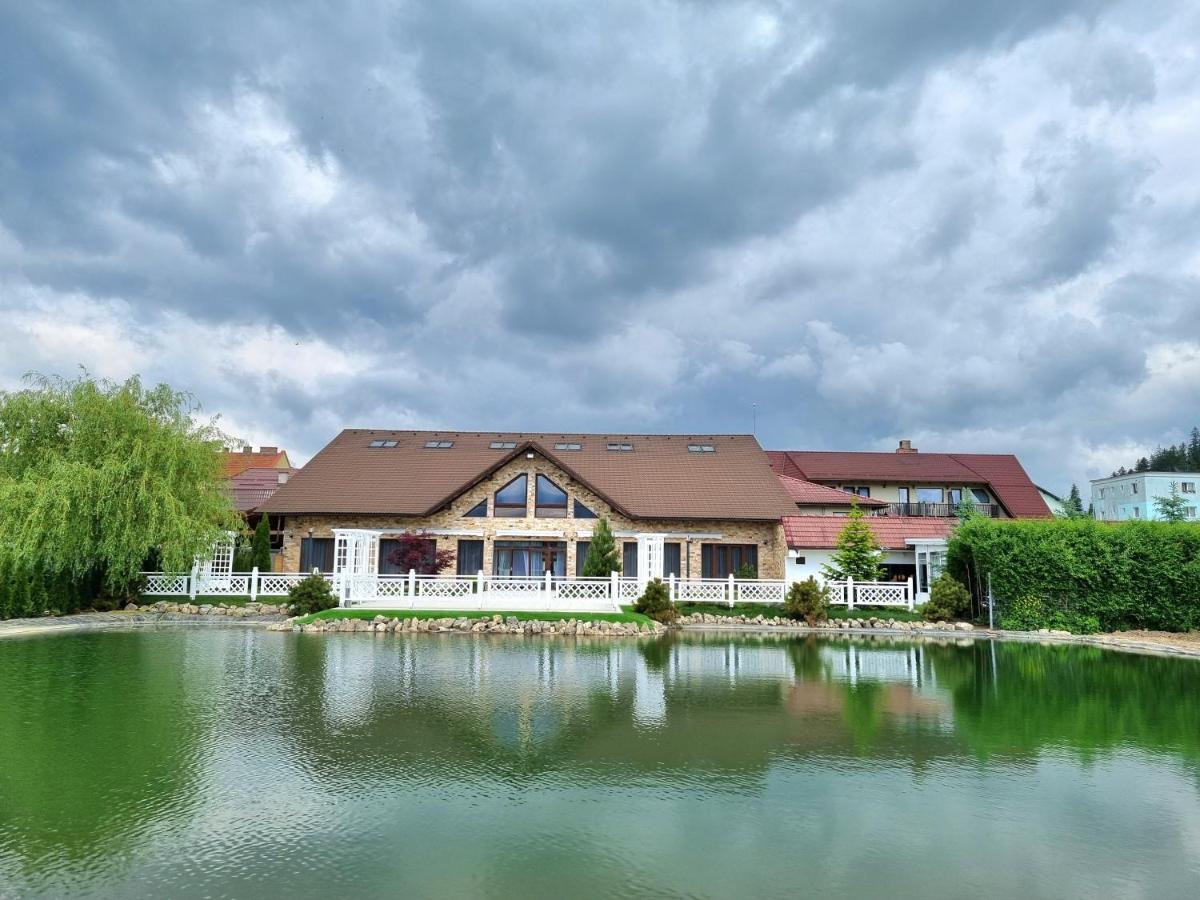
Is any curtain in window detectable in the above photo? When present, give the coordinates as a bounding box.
[299,537,335,573]
[701,544,758,578]
[664,542,681,577]
[457,540,484,576]
[575,541,591,576]
[622,542,638,578]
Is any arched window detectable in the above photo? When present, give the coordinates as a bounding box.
[535,475,568,518]
[494,474,528,517]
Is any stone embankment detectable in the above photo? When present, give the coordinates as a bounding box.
[272,613,665,637]
[131,600,292,617]
[678,612,995,633]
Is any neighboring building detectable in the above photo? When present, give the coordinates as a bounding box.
[221,446,297,569]
[1090,472,1200,522]
[767,440,1050,519]
[770,440,1049,602]
[258,431,797,580]
[1037,485,1067,518]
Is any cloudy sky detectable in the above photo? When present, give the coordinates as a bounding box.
[2,0,1198,492]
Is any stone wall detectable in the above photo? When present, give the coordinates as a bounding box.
[280,452,786,578]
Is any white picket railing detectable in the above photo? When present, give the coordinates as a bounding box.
[826,577,915,610]
[140,570,912,612]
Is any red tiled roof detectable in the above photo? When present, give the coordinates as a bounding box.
[228,467,297,512]
[777,474,886,506]
[223,449,290,478]
[260,430,798,521]
[768,450,1050,518]
[783,516,955,550]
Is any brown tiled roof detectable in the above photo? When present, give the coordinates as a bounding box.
[783,516,955,550]
[768,450,1050,518]
[223,449,291,477]
[777,474,886,506]
[227,467,298,512]
[260,430,798,521]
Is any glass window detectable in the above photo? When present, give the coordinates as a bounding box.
[916,487,944,503]
[842,486,870,497]
[463,499,488,518]
[554,442,582,451]
[622,542,638,577]
[687,444,715,453]
[457,540,484,575]
[701,544,758,578]
[949,488,962,505]
[664,542,682,577]
[494,474,528,517]
[299,537,334,573]
[971,488,990,504]
[573,500,597,519]
[379,537,436,575]
[1181,482,1195,493]
[575,541,591,577]
[607,442,633,451]
[897,487,909,504]
[535,475,568,517]
[368,439,397,448]
[489,441,516,449]
[493,540,565,577]
[424,440,454,449]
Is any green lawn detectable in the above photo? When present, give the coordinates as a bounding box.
[676,602,925,623]
[294,607,654,627]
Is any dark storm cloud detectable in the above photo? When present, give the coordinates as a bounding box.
[1,0,1198,493]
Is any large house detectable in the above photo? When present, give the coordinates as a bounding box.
[770,440,1050,602]
[1090,471,1200,521]
[259,431,797,581]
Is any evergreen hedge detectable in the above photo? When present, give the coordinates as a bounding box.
[947,517,1200,633]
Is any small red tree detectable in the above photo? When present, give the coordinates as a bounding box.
[386,533,456,574]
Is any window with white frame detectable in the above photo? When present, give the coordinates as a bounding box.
[1182,482,1196,493]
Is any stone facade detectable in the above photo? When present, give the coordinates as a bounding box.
[280,452,786,579]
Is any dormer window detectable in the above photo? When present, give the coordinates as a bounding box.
[494,474,528,517]
[607,442,633,452]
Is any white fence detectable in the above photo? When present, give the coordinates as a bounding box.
[827,577,915,610]
[140,570,913,612]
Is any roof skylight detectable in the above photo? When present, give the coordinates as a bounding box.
[607,442,634,452]
[368,439,398,448]
[554,442,582,450]
[424,440,454,449]
[688,444,715,453]
[489,441,517,449]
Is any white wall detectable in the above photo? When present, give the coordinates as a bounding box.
[785,549,913,584]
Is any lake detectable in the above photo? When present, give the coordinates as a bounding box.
[1,627,1197,898]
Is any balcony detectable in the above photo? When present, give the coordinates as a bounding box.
[879,502,1001,518]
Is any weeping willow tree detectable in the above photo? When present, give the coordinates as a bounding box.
[0,373,242,616]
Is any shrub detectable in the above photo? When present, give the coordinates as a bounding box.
[820,498,885,581]
[250,516,273,572]
[734,562,757,579]
[582,517,622,576]
[288,574,337,616]
[922,573,971,622]
[634,578,677,623]
[785,577,829,624]
[947,517,1200,633]
[232,541,255,573]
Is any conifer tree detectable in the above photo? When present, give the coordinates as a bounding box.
[820,498,885,581]
[250,515,273,572]
[582,516,622,576]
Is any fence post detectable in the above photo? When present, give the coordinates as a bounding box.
[408,569,417,609]
[847,576,855,611]
[250,567,258,603]
[478,569,485,610]
[189,562,198,601]
[906,577,914,611]
[544,569,552,603]
[611,570,619,606]
[668,572,676,603]
[728,573,735,609]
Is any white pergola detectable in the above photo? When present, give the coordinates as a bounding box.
[332,528,381,605]
[908,539,949,601]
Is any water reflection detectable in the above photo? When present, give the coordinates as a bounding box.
[1,628,1198,899]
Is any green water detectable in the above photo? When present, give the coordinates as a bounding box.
[1,629,1198,899]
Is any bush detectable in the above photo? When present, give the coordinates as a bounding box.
[785,577,829,624]
[948,517,1200,633]
[250,516,273,572]
[922,573,971,622]
[287,574,338,616]
[233,541,255,573]
[734,562,757,579]
[634,578,677,623]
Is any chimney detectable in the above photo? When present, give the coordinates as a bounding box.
[896,439,917,454]
[241,446,253,454]
[260,446,278,455]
